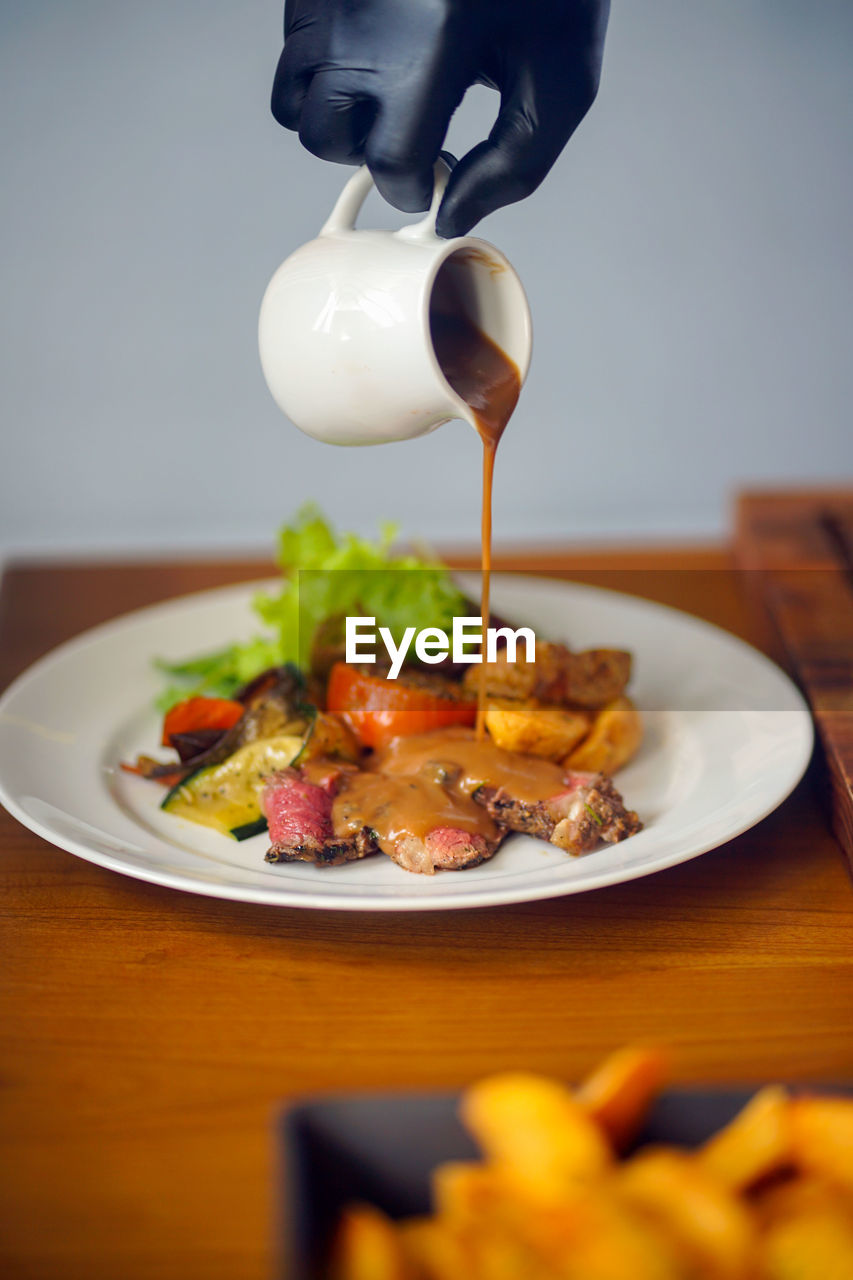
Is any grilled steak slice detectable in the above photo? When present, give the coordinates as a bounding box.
[265,827,376,867]
[331,770,505,875]
[262,766,501,873]
[262,769,376,868]
[475,772,642,856]
[388,827,503,876]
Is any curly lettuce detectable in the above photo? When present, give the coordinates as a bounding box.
[155,505,466,710]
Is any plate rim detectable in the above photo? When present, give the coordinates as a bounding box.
[0,572,815,912]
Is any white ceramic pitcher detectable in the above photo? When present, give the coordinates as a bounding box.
[258,160,532,446]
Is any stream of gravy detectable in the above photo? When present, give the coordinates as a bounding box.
[324,275,525,851]
[429,283,521,736]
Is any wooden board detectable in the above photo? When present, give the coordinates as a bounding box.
[735,490,853,866]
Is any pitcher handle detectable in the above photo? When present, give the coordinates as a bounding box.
[320,159,452,241]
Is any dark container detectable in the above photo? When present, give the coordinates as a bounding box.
[278,1088,768,1280]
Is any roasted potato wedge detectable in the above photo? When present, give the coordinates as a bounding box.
[463,640,568,703]
[432,1161,508,1223]
[324,1052,853,1280]
[484,698,591,760]
[759,1202,853,1280]
[565,696,643,774]
[529,1190,686,1280]
[753,1174,853,1229]
[616,1148,758,1280]
[464,642,632,712]
[563,649,632,709]
[576,1046,669,1151]
[461,1072,611,1203]
[698,1086,793,1192]
[329,1204,412,1280]
[397,1217,472,1280]
[790,1096,853,1193]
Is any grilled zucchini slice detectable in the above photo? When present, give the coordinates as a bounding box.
[161,734,304,838]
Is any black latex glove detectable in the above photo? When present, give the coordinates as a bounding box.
[272,0,609,238]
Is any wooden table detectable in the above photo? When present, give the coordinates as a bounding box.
[1,550,852,1280]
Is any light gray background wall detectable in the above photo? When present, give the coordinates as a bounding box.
[1,0,851,558]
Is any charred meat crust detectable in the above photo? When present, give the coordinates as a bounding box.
[264,825,503,874]
[474,773,642,857]
[265,826,377,867]
[264,820,503,874]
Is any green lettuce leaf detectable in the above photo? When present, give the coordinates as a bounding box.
[154,505,467,709]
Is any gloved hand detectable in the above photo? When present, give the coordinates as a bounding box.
[272,0,610,238]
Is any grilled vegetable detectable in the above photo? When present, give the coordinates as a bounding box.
[294,710,361,767]
[161,735,305,838]
[326,663,476,749]
[161,696,244,748]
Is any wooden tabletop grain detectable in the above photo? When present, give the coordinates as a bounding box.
[1,549,852,1280]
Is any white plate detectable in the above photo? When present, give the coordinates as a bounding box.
[0,574,813,911]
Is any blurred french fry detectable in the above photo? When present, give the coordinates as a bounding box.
[698,1086,793,1192]
[461,1072,611,1202]
[575,1046,669,1151]
[616,1148,758,1280]
[328,1204,413,1280]
[790,1096,853,1194]
[565,696,643,774]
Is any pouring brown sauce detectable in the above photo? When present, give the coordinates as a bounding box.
[429,265,521,737]
[322,270,529,856]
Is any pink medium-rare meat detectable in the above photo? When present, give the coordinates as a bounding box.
[427,827,495,869]
[388,826,502,876]
[262,769,375,867]
[263,770,333,845]
[261,752,641,872]
[262,767,505,874]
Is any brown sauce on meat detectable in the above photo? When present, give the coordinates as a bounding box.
[332,769,500,850]
[374,727,568,807]
[430,272,521,738]
[329,727,566,854]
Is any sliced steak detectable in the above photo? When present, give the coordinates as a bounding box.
[331,770,505,876]
[262,768,376,868]
[475,771,642,857]
[261,766,500,872]
[265,827,377,867]
[388,827,503,876]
